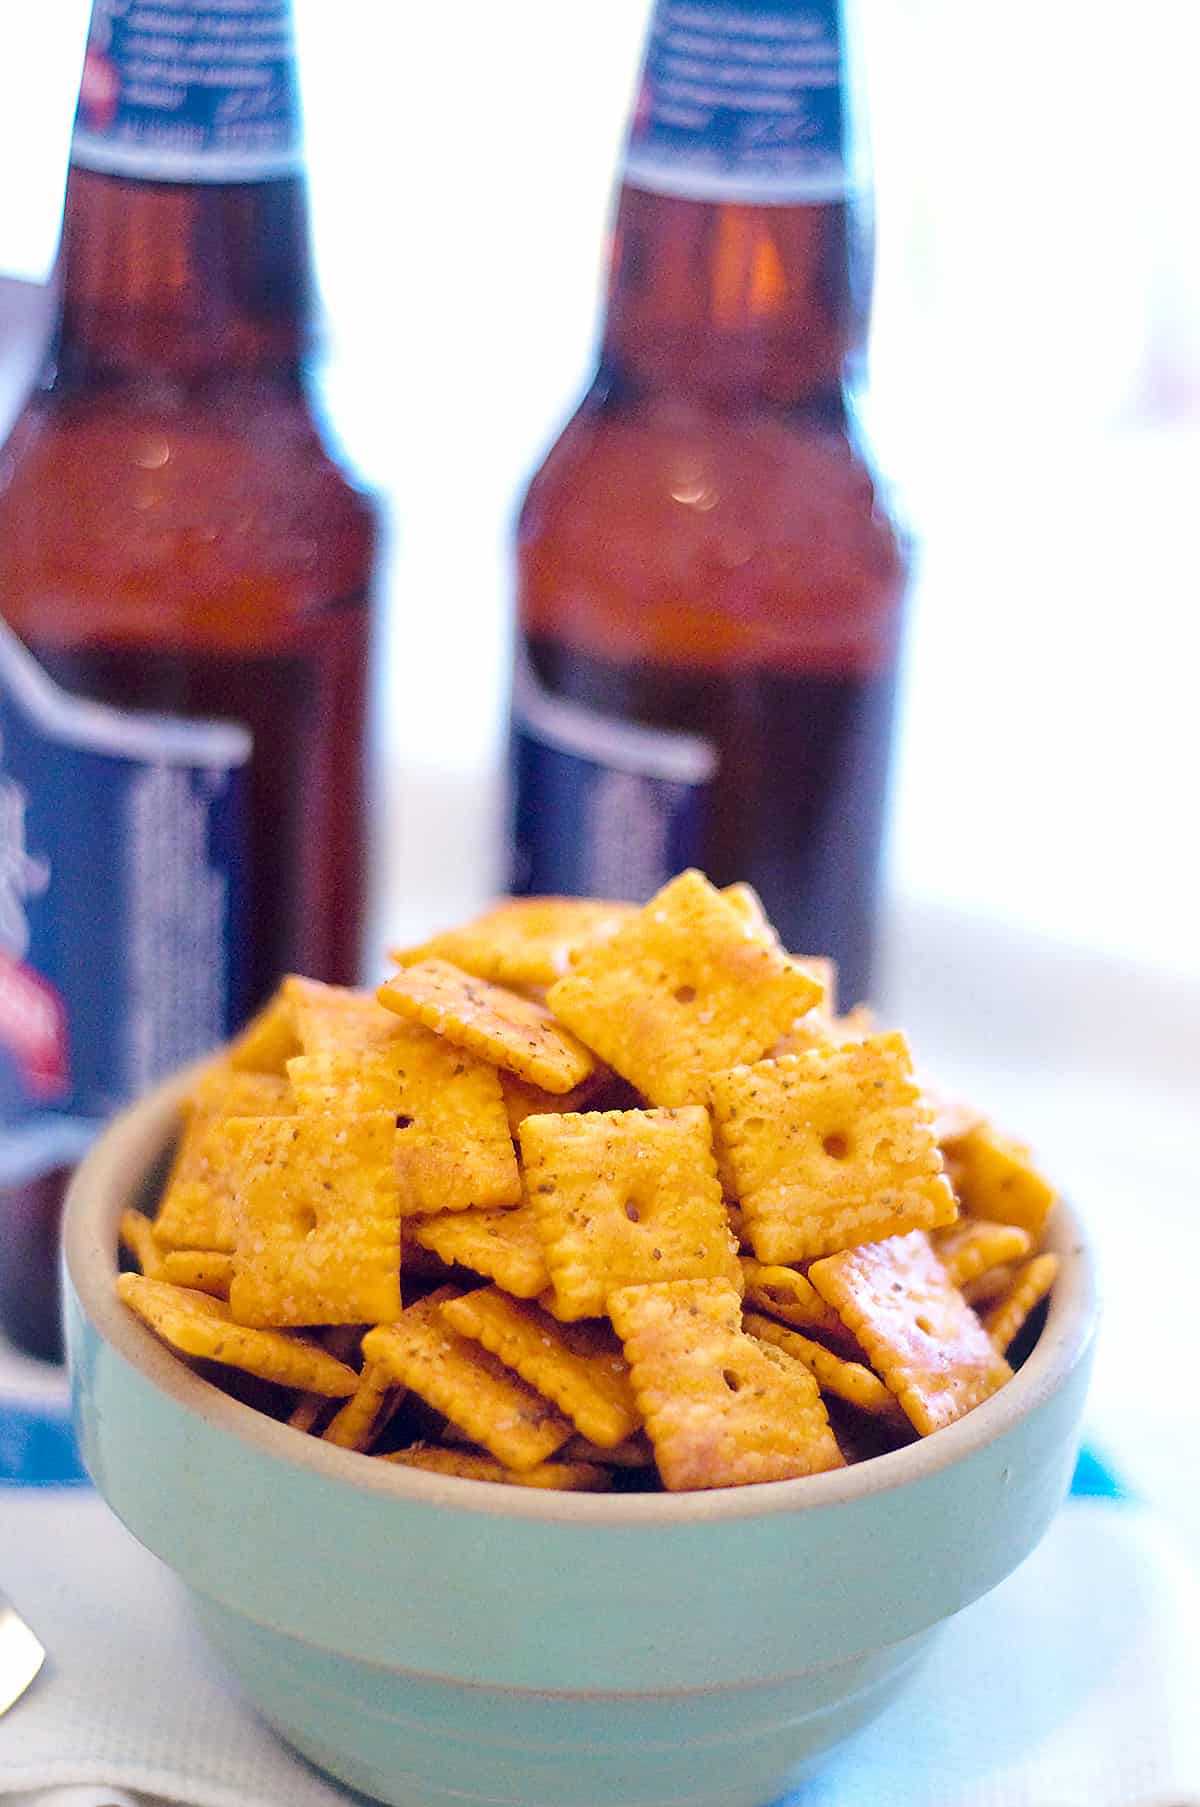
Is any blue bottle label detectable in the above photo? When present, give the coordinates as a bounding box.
[70,0,302,184]
[624,0,847,204]
[509,653,716,902]
[0,621,251,1134]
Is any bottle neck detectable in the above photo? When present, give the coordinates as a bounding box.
[50,171,314,390]
[597,0,867,411]
[50,0,311,391]
[599,187,863,412]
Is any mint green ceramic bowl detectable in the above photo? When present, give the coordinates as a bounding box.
[63,1071,1096,1807]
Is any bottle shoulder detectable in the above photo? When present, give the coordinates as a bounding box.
[0,383,377,642]
[516,389,907,672]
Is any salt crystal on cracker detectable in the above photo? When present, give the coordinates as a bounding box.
[809,1232,1012,1436]
[547,870,822,1108]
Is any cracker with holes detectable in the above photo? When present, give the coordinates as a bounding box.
[378,958,596,1094]
[391,897,635,988]
[284,975,404,1056]
[441,1288,641,1448]
[985,1254,1059,1353]
[363,1289,573,1471]
[743,1313,901,1419]
[941,1121,1058,1239]
[809,1232,1012,1436]
[934,1218,1032,1290]
[519,1105,739,1320]
[609,1277,844,1490]
[288,1027,520,1215]
[547,870,822,1108]
[116,1275,360,1395]
[223,1112,403,1328]
[410,1203,550,1299]
[711,1031,957,1265]
[153,1068,292,1253]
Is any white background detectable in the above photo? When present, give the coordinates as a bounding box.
[2,2,1199,1541]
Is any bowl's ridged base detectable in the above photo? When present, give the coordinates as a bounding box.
[193,1593,934,1807]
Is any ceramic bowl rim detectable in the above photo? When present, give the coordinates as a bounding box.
[64,1068,1099,1527]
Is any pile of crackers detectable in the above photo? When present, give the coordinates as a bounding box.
[117,871,1059,1493]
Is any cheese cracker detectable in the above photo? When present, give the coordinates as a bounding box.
[152,1069,292,1253]
[743,1312,901,1419]
[116,1275,359,1395]
[934,1218,1032,1290]
[519,1105,739,1320]
[441,1288,641,1448]
[609,1277,844,1490]
[380,1445,612,1490]
[288,1025,520,1215]
[711,1032,957,1264]
[379,958,596,1094]
[363,1289,573,1471]
[118,1209,166,1280]
[225,1113,403,1329]
[409,1203,550,1299]
[391,897,634,988]
[941,1121,1057,1240]
[809,1232,1012,1436]
[547,871,822,1108]
[985,1254,1059,1353]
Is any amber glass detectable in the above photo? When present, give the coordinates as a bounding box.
[515,168,907,1002]
[0,166,377,1357]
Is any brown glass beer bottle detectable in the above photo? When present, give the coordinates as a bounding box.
[509,0,907,1008]
[0,0,378,1360]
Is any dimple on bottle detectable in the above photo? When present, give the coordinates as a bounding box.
[0,0,378,1359]
[509,0,908,1007]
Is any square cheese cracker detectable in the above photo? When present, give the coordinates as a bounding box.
[225,1112,403,1328]
[809,1231,1012,1436]
[711,1032,957,1264]
[288,1025,520,1216]
[547,870,822,1108]
[519,1105,740,1320]
[609,1277,844,1490]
